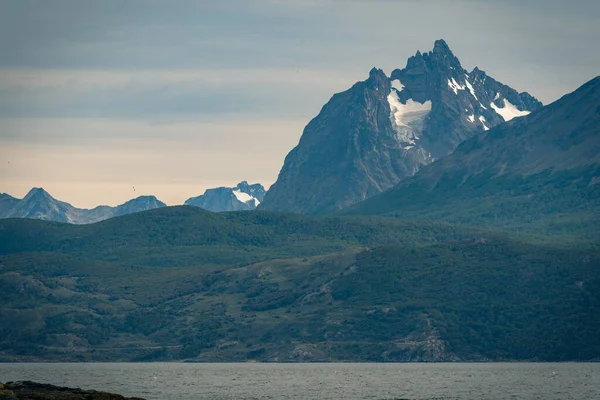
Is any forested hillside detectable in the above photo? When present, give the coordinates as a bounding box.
[1,207,598,362]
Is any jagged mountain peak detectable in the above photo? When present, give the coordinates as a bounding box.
[185,181,266,212]
[433,38,451,53]
[431,39,461,65]
[470,66,483,75]
[260,40,543,215]
[402,39,464,80]
[347,76,600,225]
[235,181,265,194]
[391,40,542,156]
[368,67,387,79]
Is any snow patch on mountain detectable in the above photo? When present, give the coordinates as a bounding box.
[185,182,265,212]
[388,95,432,127]
[479,115,489,131]
[233,189,259,206]
[467,114,475,123]
[448,77,466,94]
[391,79,405,92]
[491,99,531,121]
[387,88,432,145]
[465,78,478,101]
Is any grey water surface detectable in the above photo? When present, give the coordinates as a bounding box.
[0,363,598,400]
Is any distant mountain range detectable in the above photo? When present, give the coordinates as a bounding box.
[0,181,267,223]
[0,188,166,224]
[348,76,600,235]
[184,181,266,212]
[259,39,542,215]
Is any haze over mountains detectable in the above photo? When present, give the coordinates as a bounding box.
[0,188,166,224]
[0,182,267,223]
[259,40,543,215]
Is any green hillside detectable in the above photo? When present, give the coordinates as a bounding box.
[1,207,598,362]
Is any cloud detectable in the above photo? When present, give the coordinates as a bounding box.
[0,67,364,119]
[2,0,598,102]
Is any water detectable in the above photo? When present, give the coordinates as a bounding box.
[0,363,598,399]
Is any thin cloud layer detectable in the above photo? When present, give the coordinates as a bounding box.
[0,0,599,206]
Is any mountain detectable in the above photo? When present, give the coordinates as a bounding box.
[0,207,598,362]
[2,188,80,224]
[348,76,600,234]
[112,195,168,217]
[184,181,266,212]
[0,188,167,224]
[0,193,23,215]
[259,39,542,215]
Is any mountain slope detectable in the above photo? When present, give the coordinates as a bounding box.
[184,181,265,212]
[0,188,167,224]
[259,39,542,215]
[348,76,600,234]
[0,207,598,362]
[3,188,79,224]
[0,193,20,215]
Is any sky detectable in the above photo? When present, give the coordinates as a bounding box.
[0,0,599,208]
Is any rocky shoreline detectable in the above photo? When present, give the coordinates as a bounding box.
[0,381,145,400]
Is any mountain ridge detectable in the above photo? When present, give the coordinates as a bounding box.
[259,39,542,215]
[184,181,266,212]
[346,75,600,233]
[0,187,167,224]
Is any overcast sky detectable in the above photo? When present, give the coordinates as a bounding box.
[1,0,599,207]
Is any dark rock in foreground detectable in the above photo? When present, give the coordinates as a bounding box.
[0,381,145,400]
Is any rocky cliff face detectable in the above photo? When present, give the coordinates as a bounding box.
[184,181,266,212]
[259,39,542,215]
[0,188,166,224]
[348,76,600,227]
